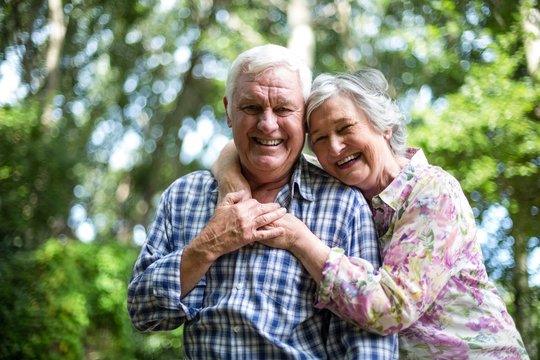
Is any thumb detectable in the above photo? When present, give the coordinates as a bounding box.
[220,190,246,206]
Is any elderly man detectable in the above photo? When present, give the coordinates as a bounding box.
[127,44,397,359]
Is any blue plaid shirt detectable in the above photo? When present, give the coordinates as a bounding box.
[128,155,397,359]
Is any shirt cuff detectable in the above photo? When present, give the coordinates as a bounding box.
[315,247,345,308]
[152,251,182,310]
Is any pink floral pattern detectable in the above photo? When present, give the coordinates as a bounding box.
[316,148,528,359]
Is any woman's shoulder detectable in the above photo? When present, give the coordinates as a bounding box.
[405,149,463,197]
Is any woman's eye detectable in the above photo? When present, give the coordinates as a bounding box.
[311,136,327,145]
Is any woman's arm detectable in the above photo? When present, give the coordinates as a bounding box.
[316,173,474,335]
[259,213,331,282]
[211,141,251,202]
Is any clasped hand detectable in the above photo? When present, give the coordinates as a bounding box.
[198,191,285,261]
[200,190,312,261]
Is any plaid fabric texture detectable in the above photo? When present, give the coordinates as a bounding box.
[128,156,397,359]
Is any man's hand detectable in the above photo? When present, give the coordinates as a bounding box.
[198,191,287,261]
[181,191,286,298]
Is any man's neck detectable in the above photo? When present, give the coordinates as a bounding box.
[246,172,292,203]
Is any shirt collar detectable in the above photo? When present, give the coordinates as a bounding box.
[289,155,316,202]
[210,155,315,205]
[374,147,427,210]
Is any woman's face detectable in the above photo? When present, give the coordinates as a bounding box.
[308,94,393,194]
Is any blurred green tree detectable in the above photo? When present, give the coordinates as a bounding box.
[1,0,538,357]
[0,101,78,247]
[0,238,183,359]
[410,33,540,354]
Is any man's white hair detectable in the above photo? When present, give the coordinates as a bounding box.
[225,44,312,114]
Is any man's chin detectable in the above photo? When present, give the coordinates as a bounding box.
[250,155,286,167]
[246,158,294,176]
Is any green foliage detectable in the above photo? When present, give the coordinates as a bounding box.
[409,37,540,234]
[0,239,183,359]
[409,32,540,356]
[1,0,539,356]
[0,101,79,247]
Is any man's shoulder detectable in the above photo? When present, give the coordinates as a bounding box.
[299,155,334,181]
[163,170,216,199]
[298,157,368,205]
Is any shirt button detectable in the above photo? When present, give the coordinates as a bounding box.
[235,282,244,290]
[233,326,241,333]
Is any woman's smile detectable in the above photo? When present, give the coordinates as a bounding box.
[336,152,362,167]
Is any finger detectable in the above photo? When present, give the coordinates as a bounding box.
[238,189,252,201]
[235,200,281,217]
[250,202,283,215]
[256,227,285,241]
[220,190,246,206]
[254,207,286,227]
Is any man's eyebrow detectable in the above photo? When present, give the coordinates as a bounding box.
[237,94,257,102]
[235,96,259,107]
[274,98,296,106]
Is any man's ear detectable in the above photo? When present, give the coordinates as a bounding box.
[224,96,232,128]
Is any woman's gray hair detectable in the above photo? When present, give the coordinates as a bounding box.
[306,69,407,156]
[225,44,312,114]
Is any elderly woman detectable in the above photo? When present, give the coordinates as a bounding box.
[213,69,528,359]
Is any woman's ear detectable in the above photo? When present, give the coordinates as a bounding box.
[383,129,392,141]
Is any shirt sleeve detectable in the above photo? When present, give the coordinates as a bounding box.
[316,172,474,336]
[127,186,205,331]
[324,200,398,359]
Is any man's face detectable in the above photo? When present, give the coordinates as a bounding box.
[226,66,305,184]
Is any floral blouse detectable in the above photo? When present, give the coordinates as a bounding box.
[315,148,529,359]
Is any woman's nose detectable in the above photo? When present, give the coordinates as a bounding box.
[328,136,345,155]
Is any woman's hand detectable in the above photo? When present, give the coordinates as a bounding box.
[181,191,286,297]
[202,191,286,260]
[211,141,251,202]
[258,213,309,251]
[259,213,331,283]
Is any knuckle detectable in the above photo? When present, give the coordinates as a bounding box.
[258,213,268,223]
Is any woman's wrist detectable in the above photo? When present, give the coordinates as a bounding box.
[211,141,251,200]
[291,233,331,283]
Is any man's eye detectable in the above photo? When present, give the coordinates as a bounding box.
[275,107,293,116]
[242,106,261,114]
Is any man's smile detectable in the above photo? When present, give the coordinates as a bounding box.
[254,138,284,146]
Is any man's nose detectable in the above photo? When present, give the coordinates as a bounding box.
[257,109,279,133]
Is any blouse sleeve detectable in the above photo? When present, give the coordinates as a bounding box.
[315,172,476,335]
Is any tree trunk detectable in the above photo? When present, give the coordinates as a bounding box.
[41,0,67,126]
[512,233,532,351]
[522,0,540,77]
[287,0,314,69]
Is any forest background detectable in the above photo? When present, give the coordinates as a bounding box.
[1,0,539,358]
